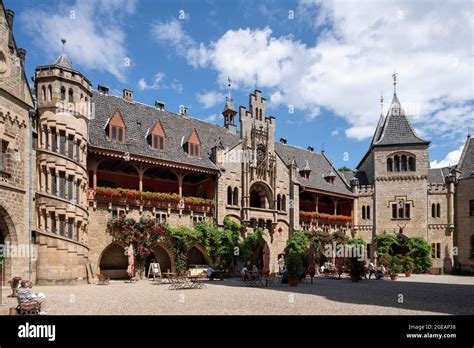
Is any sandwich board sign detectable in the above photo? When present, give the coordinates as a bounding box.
[148,263,161,280]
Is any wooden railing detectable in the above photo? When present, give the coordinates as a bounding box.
[88,187,214,213]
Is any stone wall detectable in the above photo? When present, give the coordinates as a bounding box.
[455,176,474,273]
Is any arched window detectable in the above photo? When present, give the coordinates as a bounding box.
[41,86,46,101]
[432,203,436,218]
[387,158,393,172]
[60,86,66,101]
[282,195,286,211]
[227,186,232,205]
[362,206,366,220]
[48,85,52,101]
[233,187,239,206]
[408,157,415,171]
[401,155,407,171]
[394,155,400,172]
[68,88,74,103]
[277,194,281,211]
[437,203,441,218]
[367,206,371,220]
[259,109,262,121]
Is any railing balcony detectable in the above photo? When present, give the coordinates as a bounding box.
[88,187,214,213]
[299,211,352,227]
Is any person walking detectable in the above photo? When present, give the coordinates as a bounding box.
[368,260,376,279]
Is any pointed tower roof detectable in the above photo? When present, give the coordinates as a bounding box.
[53,52,73,69]
[222,97,236,113]
[373,93,429,146]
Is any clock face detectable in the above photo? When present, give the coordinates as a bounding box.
[256,144,266,164]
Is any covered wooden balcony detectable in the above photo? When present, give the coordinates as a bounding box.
[87,155,216,214]
[299,190,353,231]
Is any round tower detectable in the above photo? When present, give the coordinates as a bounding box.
[34,41,92,285]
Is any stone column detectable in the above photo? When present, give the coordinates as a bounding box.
[350,177,360,233]
[446,174,455,230]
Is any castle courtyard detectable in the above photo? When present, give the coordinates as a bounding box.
[1,274,473,316]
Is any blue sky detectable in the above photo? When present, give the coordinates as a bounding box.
[7,0,474,169]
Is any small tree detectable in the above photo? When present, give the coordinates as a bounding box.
[372,231,398,255]
[407,237,433,273]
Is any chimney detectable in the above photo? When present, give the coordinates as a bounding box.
[6,9,14,29]
[155,100,165,110]
[179,105,189,118]
[280,137,287,144]
[97,84,109,95]
[307,146,314,152]
[17,48,26,66]
[123,89,133,102]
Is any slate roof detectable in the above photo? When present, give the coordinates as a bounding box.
[373,94,429,146]
[53,53,73,70]
[274,143,354,196]
[89,91,241,171]
[340,170,369,186]
[428,168,447,184]
[457,137,474,179]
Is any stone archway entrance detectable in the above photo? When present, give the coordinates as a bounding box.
[249,182,273,209]
[0,206,17,282]
[187,246,207,266]
[99,242,128,279]
[152,244,173,273]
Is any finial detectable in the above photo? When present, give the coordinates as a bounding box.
[392,69,398,95]
[380,91,384,115]
[227,77,232,100]
[61,38,66,53]
[468,126,471,138]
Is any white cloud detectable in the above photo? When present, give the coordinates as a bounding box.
[171,79,183,94]
[21,0,136,82]
[151,1,473,142]
[205,114,218,122]
[196,91,225,109]
[138,73,165,90]
[331,129,340,136]
[430,144,464,168]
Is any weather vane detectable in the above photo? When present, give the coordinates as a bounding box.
[392,69,398,94]
[380,91,384,115]
[227,77,232,99]
[61,38,66,53]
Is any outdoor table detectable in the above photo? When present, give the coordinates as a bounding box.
[160,272,177,285]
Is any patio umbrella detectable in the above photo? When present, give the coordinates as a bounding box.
[307,245,315,284]
[127,244,135,282]
[262,242,270,286]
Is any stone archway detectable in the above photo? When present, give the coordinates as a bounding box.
[187,244,210,266]
[152,243,174,273]
[99,242,128,279]
[249,182,273,209]
[0,206,18,281]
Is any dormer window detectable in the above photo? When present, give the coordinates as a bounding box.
[106,110,126,144]
[184,129,201,159]
[148,121,166,151]
[324,170,336,185]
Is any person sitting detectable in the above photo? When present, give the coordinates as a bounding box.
[376,265,385,279]
[241,266,251,280]
[368,261,376,279]
[251,265,259,276]
[17,280,48,315]
[207,266,215,280]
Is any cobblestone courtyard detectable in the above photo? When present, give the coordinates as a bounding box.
[1,274,473,315]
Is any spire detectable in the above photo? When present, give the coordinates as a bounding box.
[53,38,73,69]
[380,92,384,116]
[227,77,232,99]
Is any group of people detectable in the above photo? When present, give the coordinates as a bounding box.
[367,260,386,279]
[241,264,259,280]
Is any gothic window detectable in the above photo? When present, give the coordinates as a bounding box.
[437,203,441,218]
[51,170,57,195]
[68,88,74,103]
[250,190,262,208]
[50,212,56,234]
[367,206,371,220]
[227,186,232,205]
[51,127,57,152]
[59,215,66,236]
[59,130,66,155]
[233,187,239,206]
[75,141,80,162]
[408,157,416,171]
[362,206,366,220]
[48,85,52,101]
[60,87,66,101]
[392,201,411,219]
[277,194,281,211]
[394,155,400,172]
[68,175,73,200]
[432,203,436,218]
[401,155,407,171]
[68,135,74,159]
[0,140,7,172]
[59,171,66,198]
[67,218,74,239]
[387,158,393,172]
[76,179,80,205]
[469,200,474,216]
[259,109,262,120]
[41,86,46,101]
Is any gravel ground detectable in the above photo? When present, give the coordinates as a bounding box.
[1,274,473,315]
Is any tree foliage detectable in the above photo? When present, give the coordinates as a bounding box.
[407,237,433,273]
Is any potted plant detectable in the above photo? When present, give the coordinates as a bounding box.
[348,257,365,282]
[389,255,403,281]
[401,255,414,277]
[285,252,303,287]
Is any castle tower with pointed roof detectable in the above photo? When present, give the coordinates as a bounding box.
[33,40,92,284]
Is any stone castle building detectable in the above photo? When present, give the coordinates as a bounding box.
[0,2,473,284]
